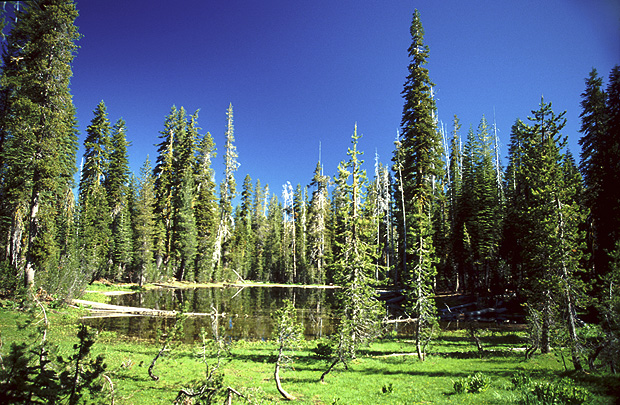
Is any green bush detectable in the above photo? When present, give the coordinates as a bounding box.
[381,382,394,394]
[511,371,532,389]
[521,378,591,405]
[453,372,491,394]
[312,341,334,360]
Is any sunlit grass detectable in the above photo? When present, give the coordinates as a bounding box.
[1,307,618,404]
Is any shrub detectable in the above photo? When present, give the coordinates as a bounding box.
[381,382,394,394]
[521,379,591,405]
[453,372,491,394]
[312,341,334,360]
[511,371,532,389]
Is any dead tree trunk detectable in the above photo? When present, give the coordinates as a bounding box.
[275,345,295,400]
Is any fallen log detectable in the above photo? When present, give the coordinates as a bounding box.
[384,317,418,324]
[72,299,218,318]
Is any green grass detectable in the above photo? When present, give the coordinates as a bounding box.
[1,307,618,404]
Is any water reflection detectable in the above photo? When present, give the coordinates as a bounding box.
[83,286,338,342]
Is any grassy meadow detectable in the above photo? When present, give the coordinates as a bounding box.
[0,294,618,404]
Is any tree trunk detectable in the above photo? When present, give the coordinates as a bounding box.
[541,297,551,354]
[24,187,41,288]
[274,360,295,400]
[319,358,339,383]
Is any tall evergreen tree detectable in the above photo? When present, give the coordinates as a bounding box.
[510,98,585,370]
[393,9,443,360]
[194,131,218,282]
[0,0,80,288]
[579,66,620,286]
[293,184,309,283]
[307,162,330,284]
[265,194,284,282]
[78,102,112,280]
[213,103,239,274]
[153,106,182,275]
[171,109,199,281]
[446,115,463,291]
[321,125,382,381]
[457,116,503,293]
[132,157,157,285]
[230,174,253,279]
[249,179,268,281]
[106,118,132,280]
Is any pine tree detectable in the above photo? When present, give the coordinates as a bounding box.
[321,125,382,381]
[458,116,503,293]
[230,174,253,279]
[194,131,218,282]
[0,0,80,288]
[502,119,530,288]
[173,170,197,281]
[249,179,268,281]
[171,109,199,281]
[579,66,620,287]
[393,9,443,360]
[78,101,112,281]
[446,115,463,291]
[153,106,181,275]
[132,157,157,285]
[213,103,239,274]
[106,118,132,280]
[293,184,309,283]
[307,162,330,284]
[265,194,284,282]
[79,101,110,203]
[515,98,585,369]
[281,181,296,283]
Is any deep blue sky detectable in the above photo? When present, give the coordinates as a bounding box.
[71,0,619,197]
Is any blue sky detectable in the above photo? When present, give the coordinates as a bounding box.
[71,0,619,196]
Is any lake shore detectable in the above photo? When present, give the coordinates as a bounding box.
[1,299,618,404]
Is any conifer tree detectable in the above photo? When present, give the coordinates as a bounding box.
[579,66,620,287]
[510,99,585,370]
[153,106,181,275]
[446,116,463,291]
[0,0,80,288]
[321,125,382,381]
[171,109,199,281]
[231,174,253,279]
[194,131,218,282]
[282,181,296,283]
[78,101,112,281]
[502,119,530,287]
[293,184,309,283]
[132,157,157,285]
[249,179,268,280]
[265,194,284,282]
[213,103,239,274]
[393,9,443,360]
[106,118,132,280]
[458,117,503,293]
[308,162,330,284]
[173,170,197,281]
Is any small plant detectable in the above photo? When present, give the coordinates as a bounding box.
[272,299,303,400]
[0,297,107,404]
[521,379,591,405]
[453,372,491,394]
[381,382,394,394]
[453,378,468,394]
[511,371,532,390]
[468,372,491,393]
[312,341,334,360]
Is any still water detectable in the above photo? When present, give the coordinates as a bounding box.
[83,286,339,342]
